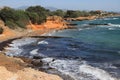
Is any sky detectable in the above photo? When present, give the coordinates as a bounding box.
[0,0,120,11]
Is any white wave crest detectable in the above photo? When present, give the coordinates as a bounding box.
[29,49,46,57]
[103,18,119,20]
[113,18,119,20]
[108,23,120,27]
[50,60,101,80]
[78,28,83,31]
[50,59,81,80]
[108,28,116,30]
[38,40,48,45]
[5,37,39,57]
[41,58,54,63]
[30,49,39,55]
[9,37,39,47]
[79,64,118,80]
[5,47,23,57]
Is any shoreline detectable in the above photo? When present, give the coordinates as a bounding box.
[0,35,75,80]
[64,14,120,21]
[0,30,73,80]
[0,16,75,80]
[1,15,119,80]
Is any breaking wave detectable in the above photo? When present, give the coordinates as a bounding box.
[79,64,117,80]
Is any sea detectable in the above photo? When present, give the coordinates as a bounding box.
[5,17,120,80]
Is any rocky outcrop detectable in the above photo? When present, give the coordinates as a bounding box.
[0,16,69,42]
[27,16,68,31]
[0,54,62,80]
[65,16,97,21]
[0,66,62,80]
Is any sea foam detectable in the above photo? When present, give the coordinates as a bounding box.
[5,37,39,57]
[79,64,117,80]
[38,40,49,45]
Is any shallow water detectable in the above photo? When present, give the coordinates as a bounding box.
[5,17,120,80]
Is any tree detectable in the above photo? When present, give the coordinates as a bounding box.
[50,9,65,17]
[26,12,39,24]
[89,10,101,15]
[26,6,49,24]
[0,7,29,29]
[0,7,19,22]
[65,10,82,18]
[14,10,29,28]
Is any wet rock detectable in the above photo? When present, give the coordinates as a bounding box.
[33,56,43,59]
[31,59,43,67]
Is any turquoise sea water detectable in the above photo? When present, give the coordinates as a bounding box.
[52,17,120,50]
[5,17,120,80]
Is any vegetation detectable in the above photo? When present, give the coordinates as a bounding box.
[0,5,118,29]
[0,6,49,29]
[26,6,49,24]
[0,7,29,29]
[50,9,65,18]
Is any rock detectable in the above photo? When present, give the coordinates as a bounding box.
[0,66,63,80]
[31,59,43,67]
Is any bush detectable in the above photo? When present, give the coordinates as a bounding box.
[0,7,19,22]
[14,10,29,28]
[5,21,17,29]
[50,9,66,18]
[0,7,29,29]
[26,6,49,24]
[26,12,39,24]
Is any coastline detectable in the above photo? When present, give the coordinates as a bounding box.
[0,53,62,80]
[64,14,120,21]
[0,16,70,80]
[0,15,119,80]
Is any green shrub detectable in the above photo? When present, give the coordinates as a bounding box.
[0,7,19,22]
[14,10,29,28]
[50,10,66,18]
[26,6,49,24]
[5,21,17,29]
[26,12,39,24]
[0,7,30,29]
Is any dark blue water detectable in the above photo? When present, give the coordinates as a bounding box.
[5,17,120,80]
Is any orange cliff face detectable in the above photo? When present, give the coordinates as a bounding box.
[27,16,68,31]
[0,16,68,42]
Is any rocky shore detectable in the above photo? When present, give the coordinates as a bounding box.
[0,54,62,80]
[1,15,119,80]
[64,14,120,21]
[0,16,71,80]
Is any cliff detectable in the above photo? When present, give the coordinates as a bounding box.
[27,16,68,31]
[0,16,69,42]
